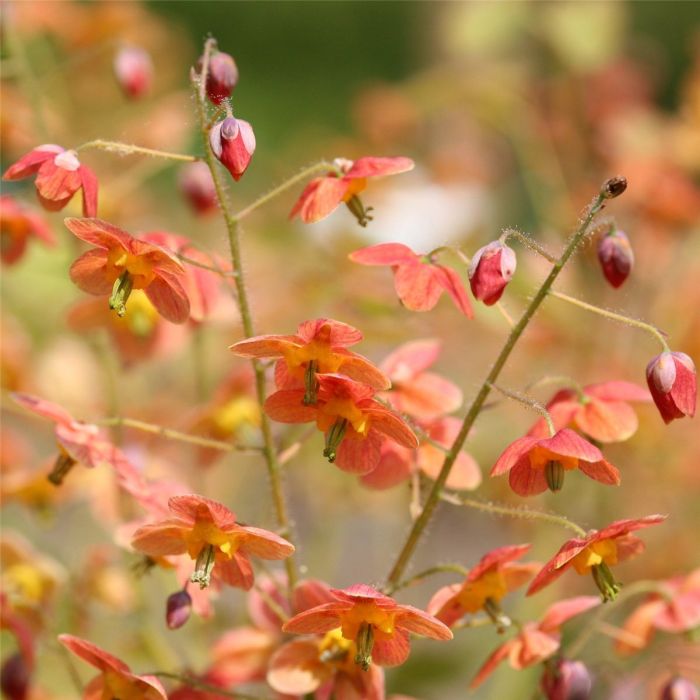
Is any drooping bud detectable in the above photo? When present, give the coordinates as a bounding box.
[113,46,153,100]
[354,622,374,671]
[199,51,239,104]
[468,241,517,306]
[209,117,256,181]
[597,230,633,288]
[602,176,627,199]
[545,460,565,492]
[541,658,593,700]
[323,418,348,463]
[646,351,696,424]
[591,562,621,602]
[660,676,700,700]
[179,162,217,215]
[1,653,30,700]
[166,589,193,629]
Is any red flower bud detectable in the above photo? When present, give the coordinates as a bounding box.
[468,241,516,305]
[1,653,30,700]
[661,676,699,700]
[646,351,696,423]
[113,46,153,99]
[597,230,633,288]
[166,589,192,630]
[541,659,592,700]
[200,51,239,104]
[209,116,256,181]
[179,162,217,215]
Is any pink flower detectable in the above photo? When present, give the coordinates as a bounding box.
[3,145,98,216]
[468,240,517,305]
[290,156,414,227]
[349,243,473,317]
[209,116,255,181]
[490,428,620,495]
[527,515,668,601]
[646,352,696,423]
[470,596,600,688]
[179,162,217,215]
[131,495,295,590]
[282,584,452,671]
[58,634,167,700]
[113,46,153,99]
[597,229,633,288]
[0,195,55,265]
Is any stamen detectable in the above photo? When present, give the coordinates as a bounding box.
[545,460,565,492]
[591,562,622,602]
[354,622,374,671]
[345,195,374,227]
[109,271,134,317]
[323,418,348,463]
[48,452,77,486]
[303,360,319,405]
[483,597,512,633]
[190,544,216,589]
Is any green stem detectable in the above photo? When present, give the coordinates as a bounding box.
[500,228,558,263]
[440,492,587,537]
[76,139,198,162]
[233,161,335,221]
[176,253,238,278]
[489,382,556,436]
[548,290,670,352]
[193,38,297,589]
[150,672,270,700]
[97,417,261,453]
[384,184,617,589]
[388,563,470,595]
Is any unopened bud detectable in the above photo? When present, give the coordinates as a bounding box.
[597,230,633,288]
[166,589,193,629]
[646,351,696,424]
[602,176,627,199]
[468,241,516,306]
[199,51,239,104]
[1,653,30,700]
[660,676,700,700]
[113,46,153,100]
[541,658,592,700]
[179,162,217,215]
[209,116,256,181]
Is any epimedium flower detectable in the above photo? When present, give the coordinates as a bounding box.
[0,195,55,265]
[113,45,153,99]
[130,494,295,590]
[379,339,463,421]
[209,115,255,181]
[290,156,414,227]
[58,634,167,700]
[470,596,600,689]
[468,240,517,306]
[281,584,452,671]
[349,243,473,317]
[428,544,539,629]
[526,514,668,601]
[646,351,696,424]
[11,392,132,486]
[231,318,390,405]
[2,144,98,216]
[527,380,651,443]
[597,229,634,288]
[65,217,190,323]
[264,373,418,475]
[490,428,621,496]
[615,568,700,655]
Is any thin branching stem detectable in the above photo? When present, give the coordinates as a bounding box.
[489,382,556,435]
[76,139,198,162]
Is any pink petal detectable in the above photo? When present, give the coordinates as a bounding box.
[585,381,651,403]
[145,272,190,324]
[131,521,188,556]
[229,334,301,359]
[64,217,131,249]
[168,494,237,529]
[290,176,349,223]
[577,456,620,486]
[433,264,474,318]
[3,145,61,180]
[334,664,385,700]
[421,445,481,491]
[392,372,463,420]
[293,579,336,613]
[297,318,364,346]
[345,156,414,179]
[79,166,99,217]
[395,605,453,640]
[282,604,344,634]
[264,390,317,423]
[508,458,548,496]
[490,436,538,476]
[371,628,410,666]
[539,596,601,632]
[334,433,382,475]
[469,640,513,688]
[468,544,532,582]
[393,262,443,311]
[538,429,603,463]
[337,351,391,390]
[616,600,663,654]
[348,243,418,266]
[11,392,75,426]
[381,338,442,379]
[69,249,112,294]
[365,408,418,449]
[58,634,130,674]
[427,584,463,627]
[360,443,413,489]
[239,526,295,560]
[575,399,639,442]
[267,640,326,694]
[596,514,668,543]
[526,537,591,596]
[216,552,254,590]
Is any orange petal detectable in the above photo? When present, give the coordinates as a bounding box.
[371,629,410,667]
[131,522,188,556]
[145,272,190,324]
[345,156,414,179]
[229,335,301,359]
[267,639,327,694]
[239,526,295,560]
[69,249,112,294]
[264,390,317,423]
[348,242,418,266]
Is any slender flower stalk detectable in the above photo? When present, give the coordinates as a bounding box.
[500,228,558,263]
[76,139,198,163]
[548,290,670,351]
[193,38,297,588]
[384,182,621,589]
[488,382,556,436]
[150,672,270,700]
[388,564,470,595]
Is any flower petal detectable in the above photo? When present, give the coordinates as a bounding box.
[282,603,344,634]
[216,552,254,590]
[168,494,237,529]
[348,242,418,266]
[585,381,651,403]
[490,436,538,476]
[267,639,327,694]
[145,272,190,324]
[290,176,349,223]
[64,217,131,249]
[365,407,418,449]
[334,433,382,474]
[69,249,112,294]
[371,628,410,667]
[3,146,62,180]
[395,605,453,640]
[229,335,302,359]
[345,156,414,179]
[360,443,413,489]
[11,392,75,426]
[577,456,621,486]
[469,639,513,688]
[393,262,443,311]
[264,390,317,423]
[79,166,99,217]
[131,522,188,556]
[297,318,364,346]
[508,457,548,496]
[239,526,295,560]
[433,264,473,318]
[58,634,130,674]
[575,399,639,443]
[539,596,601,632]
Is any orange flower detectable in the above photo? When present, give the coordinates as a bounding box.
[490,428,621,495]
[470,597,600,689]
[349,243,473,317]
[131,495,295,590]
[291,156,414,226]
[58,634,167,700]
[527,380,651,443]
[65,218,190,323]
[264,374,418,474]
[282,584,452,671]
[231,318,390,404]
[428,544,539,628]
[2,145,98,216]
[527,515,667,601]
[0,195,55,265]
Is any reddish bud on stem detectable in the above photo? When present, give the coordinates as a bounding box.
[646,351,697,423]
[468,240,516,305]
[113,46,153,99]
[0,654,30,700]
[541,659,592,700]
[165,589,192,629]
[597,230,633,288]
[209,116,256,181]
[200,51,239,104]
[179,162,217,215]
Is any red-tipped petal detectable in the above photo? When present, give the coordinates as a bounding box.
[3,146,60,180]
[348,243,418,266]
[145,273,190,324]
[69,249,112,294]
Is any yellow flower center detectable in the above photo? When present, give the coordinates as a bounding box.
[529,446,579,471]
[117,290,159,336]
[212,397,261,435]
[183,520,238,561]
[107,248,156,288]
[317,398,370,437]
[3,563,47,605]
[455,570,508,613]
[342,177,367,201]
[338,601,396,643]
[282,337,344,380]
[571,538,618,575]
[103,670,143,700]
[318,628,356,673]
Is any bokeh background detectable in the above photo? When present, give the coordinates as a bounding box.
[2,1,699,698]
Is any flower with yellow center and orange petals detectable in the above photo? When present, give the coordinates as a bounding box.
[282,584,452,671]
[0,195,55,266]
[130,495,294,591]
[527,515,667,601]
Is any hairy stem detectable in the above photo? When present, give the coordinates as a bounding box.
[76,139,198,162]
[489,382,556,435]
[388,563,470,595]
[500,227,558,263]
[384,183,618,588]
